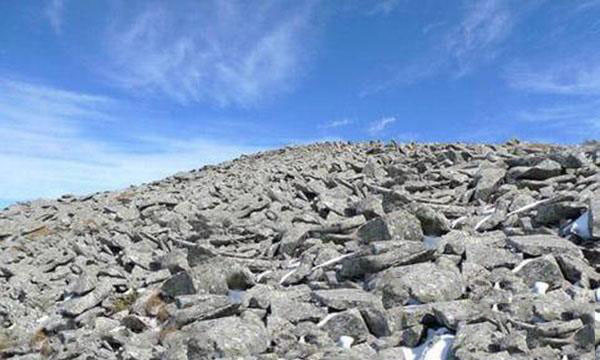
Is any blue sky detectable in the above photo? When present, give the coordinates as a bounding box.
[1,0,599,207]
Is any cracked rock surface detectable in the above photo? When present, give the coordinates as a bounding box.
[0,139,599,359]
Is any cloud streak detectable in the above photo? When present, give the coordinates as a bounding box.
[515,101,600,138]
[46,0,66,34]
[103,0,318,107]
[506,61,600,96]
[368,0,401,16]
[0,79,263,202]
[368,116,396,135]
[320,118,353,129]
[362,0,529,96]
[445,0,514,75]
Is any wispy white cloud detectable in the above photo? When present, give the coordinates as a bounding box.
[517,101,600,123]
[515,101,600,138]
[368,0,401,16]
[46,0,66,34]
[0,79,262,202]
[359,59,444,97]
[368,116,397,135]
[361,0,531,96]
[103,0,318,107]
[505,61,600,96]
[445,0,514,75]
[574,0,600,12]
[320,118,353,129]
[422,21,446,35]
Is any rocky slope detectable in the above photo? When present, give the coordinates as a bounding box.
[0,140,599,360]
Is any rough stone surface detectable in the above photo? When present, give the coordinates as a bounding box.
[0,140,597,359]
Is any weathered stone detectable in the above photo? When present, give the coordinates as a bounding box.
[590,198,599,239]
[270,297,326,324]
[62,281,112,317]
[353,195,385,220]
[311,289,383,311]
[473,166,506,202]
[507,234,582,258]
[513,255,564,289]
[338,241,436,279]
[178,312,269,358]
[356,210,423,244]
[431,300,488,330]
[318,308,370,343]
[465,243,522,270]
[161,271,196,298]
[371,262,465,307]
[555,253,600,286]
[452,322,499,359]
[279,225,311,256]
[515,159,562,180]
[412,204,450,236]
[171,294,239,327]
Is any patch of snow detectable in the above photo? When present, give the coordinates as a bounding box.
[512,258,535,273]
[317,313,338,328]
[532,282,549,295]
[400,328,455,360]
[337,335,354,349]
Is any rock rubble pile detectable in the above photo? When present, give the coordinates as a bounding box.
[0,140,599,360]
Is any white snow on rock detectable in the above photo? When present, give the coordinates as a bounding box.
[337,335,354,349]
[511,258,535,273]
[317,313,337,328]
[532,281,549,295]
[400,328,455,360]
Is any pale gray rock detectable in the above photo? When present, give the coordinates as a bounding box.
[311,289,383,311]
[371,262,465,307]
[161,271,196,298]
[171,294,239,327]
[507,234,583,258]
[319,308,370,343]
[62,281,112,317]
[473,166,506,202]
[513,255,564,289]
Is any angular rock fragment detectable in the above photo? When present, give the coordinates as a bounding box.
[356,210,423,244]
[512,255,564,290]
[473,166,506,202]
[311,289,383,311]
[62,281,113,317]
[175,313,269,358]
[465,243,522,270]
[318,308,370,343]
[160,271,196,298]
[338,241,436,279]
[371,262,465,307]
[507,234,583,258]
